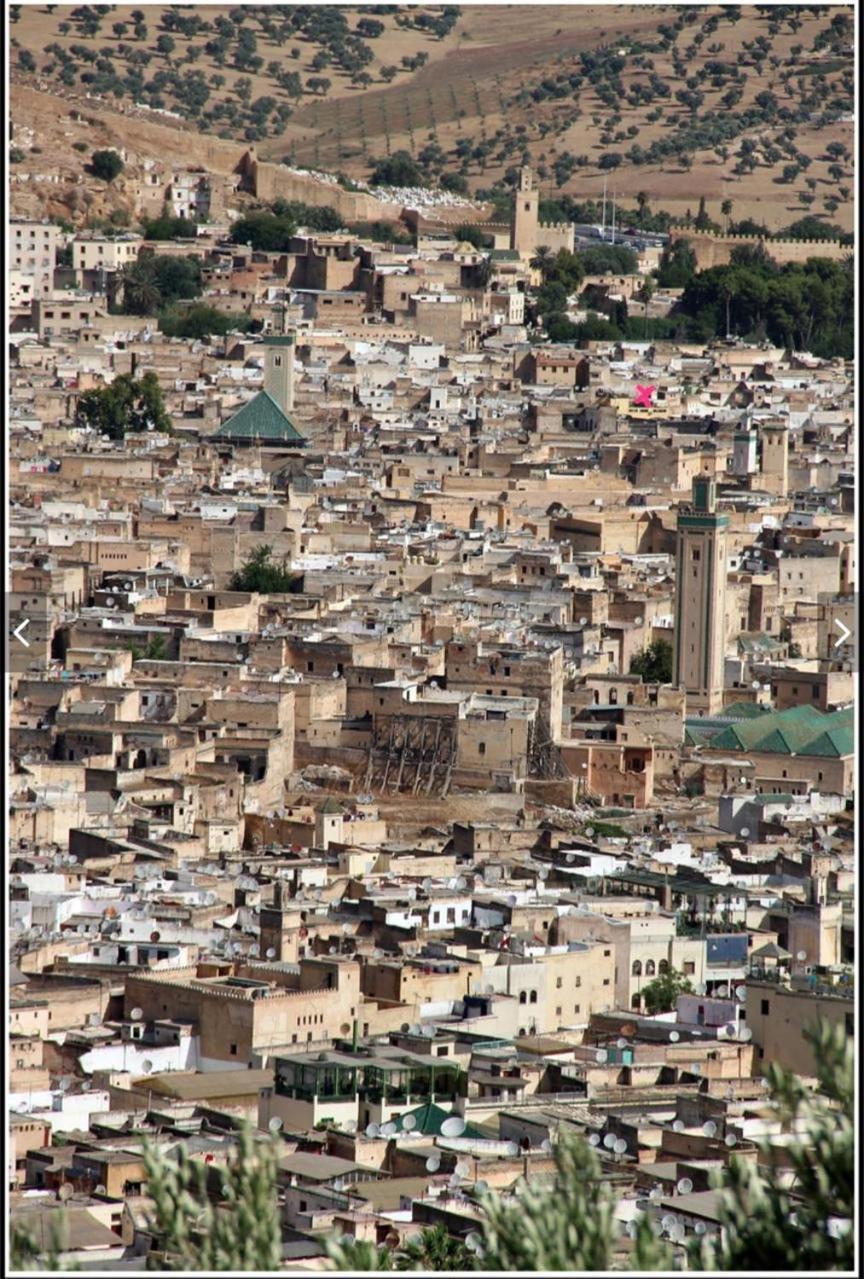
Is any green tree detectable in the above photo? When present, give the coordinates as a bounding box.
[142,1125,282,1270]
[629,639,673,684]
[229,211,296,252]
[691,1020,853,1272]
[74,371,171,439]
[16,1025,853,1273]
[369,150,423,187]
[721,197,733,232]
[159,304,252,340]
[394,1225,476,1270]
[639,965,692,1014]
[229,545,300,594]
[90,149,124,182]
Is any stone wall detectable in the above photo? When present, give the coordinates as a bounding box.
[245,151,404,223]
[670,229,847,270]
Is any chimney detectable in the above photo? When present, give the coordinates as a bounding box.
[264,334,295,415]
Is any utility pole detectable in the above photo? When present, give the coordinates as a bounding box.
[611,192,617,245]
[601,178,607,239]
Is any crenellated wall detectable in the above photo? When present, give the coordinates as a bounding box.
[669,228,847,270]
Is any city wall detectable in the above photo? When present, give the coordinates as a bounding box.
[669,228,847,270]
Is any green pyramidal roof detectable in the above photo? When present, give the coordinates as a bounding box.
[707,704,853,758]
[212,390,305,444]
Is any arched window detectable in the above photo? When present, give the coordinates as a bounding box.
[529,990,537,1004]
[645,959,656,976]
[632,992,641,1008]
[658,959,669,974]
[519,991,527,1005]
[632,960,642,977]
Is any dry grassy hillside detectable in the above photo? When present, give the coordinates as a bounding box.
[10,4,854,232]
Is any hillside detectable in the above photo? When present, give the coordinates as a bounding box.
[10,4,854,233]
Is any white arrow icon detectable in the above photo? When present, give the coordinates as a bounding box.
[13,619,31,647]
[832,620,852,649]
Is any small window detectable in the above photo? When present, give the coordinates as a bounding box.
[761,1000,770,1016]
[478,742,486,756]
[230,1043,238,1055]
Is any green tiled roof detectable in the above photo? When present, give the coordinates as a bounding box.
[390,1101,486,1139]
[212,390,305,444]
[721,701,772,720]
[706,705,852,758]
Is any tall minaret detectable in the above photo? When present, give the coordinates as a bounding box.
[760,420,788,496]
[263,333,295,415]
[672,476,729,716]
[511,166,539,260]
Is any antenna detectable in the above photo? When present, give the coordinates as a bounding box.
[601,177,607,238]
[611,192,616,246]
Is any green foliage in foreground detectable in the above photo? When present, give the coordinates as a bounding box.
[159,304,254,340]
[11,1023,852,1272]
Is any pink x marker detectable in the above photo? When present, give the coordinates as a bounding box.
[634,384,655,407]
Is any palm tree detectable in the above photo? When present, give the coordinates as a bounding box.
[394,1225,476,1271]
[720,278,737,339]
[636,190,649,227]
[721,198,733,233]
[530,246,555,279]
[636,278,655,338]
[118,258,160,316]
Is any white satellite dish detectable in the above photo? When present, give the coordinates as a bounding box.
[677,1177,693,1195]
[603,1133,617,1150]
[402,1114,416,1132]
[588,1133,600,1146]
[130,1007,143,1022]
[141,1060,153,1075]
[669,1030,680,1043]
[425,1154,441,1172]
[441,1116,466,1138]
[365,1123,380,1139]
[702,1121,717,1138]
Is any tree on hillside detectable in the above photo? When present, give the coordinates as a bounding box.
[90,149,124,182]
[369,150,423,187]
[229,211,297,252]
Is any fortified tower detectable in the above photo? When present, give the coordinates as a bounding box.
[511,166,539,259]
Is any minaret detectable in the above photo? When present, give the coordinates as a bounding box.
[760,420,788,496]
[511,166,539,260]
[673,476,729,716]
[263,333,295,415]
[259,878,301,962]
[731,426,757,476]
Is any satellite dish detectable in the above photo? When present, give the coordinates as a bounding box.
[540,1139,553,1153]
[58,1184,73,1201]
[669,1031,680,1043]
[402,1114,416,1132]
[380,1121,397,1137]
[603,1133,617,1150]
[440,1116,466,1138]
[677,1178,693,1195]
[702,1121,717,1138]
[130,1008,143,1022]
[455,1160,470,1177]
[425,1155,441,1172]
[735,985,747,1001]
[672,1120,685,1133]
[616,1038,627,1049]
[141,1060,153,1075]
[95,1184,107,1196]
[595,1048,608,1064]
[365,1123,380,1139]
[588,1132,600,1146]
[503,1141,520,1157]
[465,1232,483,1253]
[739,1026,752,1042]
[613,1138,627,1155]
[796,950,807,962]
